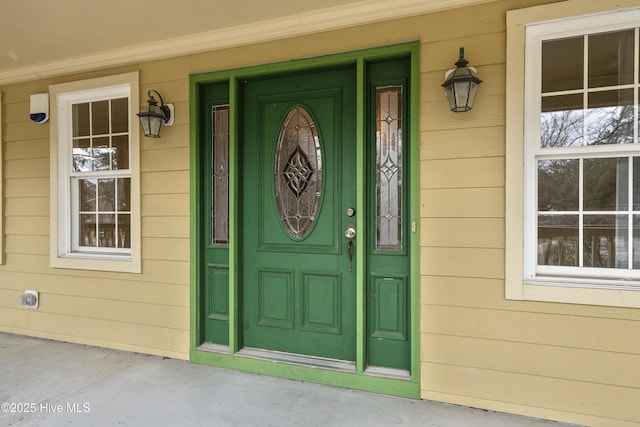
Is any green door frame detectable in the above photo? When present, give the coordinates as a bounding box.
[189,41,421,398]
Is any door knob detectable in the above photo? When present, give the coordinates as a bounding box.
[344,225,356,272]
[344,226,356,240]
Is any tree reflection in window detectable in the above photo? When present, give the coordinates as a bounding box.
[536,28,640,271]
[72,98,129,172]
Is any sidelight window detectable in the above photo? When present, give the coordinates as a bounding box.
[375,85,403,250]
[211,105,230,245]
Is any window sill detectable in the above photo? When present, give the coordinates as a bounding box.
[514,281,640,308]
[51,253,140,274]
[64,251,131,260]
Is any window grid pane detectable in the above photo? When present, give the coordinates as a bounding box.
[72,98,130,173]
[535,26,640,275]
[537,157,639,270]
[72,96,131,253]
[78,178,131,249]
[540,29,639,149]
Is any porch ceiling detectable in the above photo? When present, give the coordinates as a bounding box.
[0,0,497,85]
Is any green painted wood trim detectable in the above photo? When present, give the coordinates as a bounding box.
[355,58,366,375]
[189,78,202,351]
[409,43,422,385]
[190,42,419,85]
[190,349,419,398]
[228,77,240,354]
[189,41,421,397]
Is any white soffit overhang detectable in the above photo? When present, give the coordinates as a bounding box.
[0,0,497,85]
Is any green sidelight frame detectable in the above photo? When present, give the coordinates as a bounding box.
[189,42,421,398]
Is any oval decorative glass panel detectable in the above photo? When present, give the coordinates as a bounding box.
[275,107,322,238]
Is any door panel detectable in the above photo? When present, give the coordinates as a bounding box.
[242,67,356,361]
[366,58,411,370]
[370,275,407,341]
[202,83,230,345]
[302,273,341,334]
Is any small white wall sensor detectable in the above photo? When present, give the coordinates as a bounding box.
[30,93,49,124]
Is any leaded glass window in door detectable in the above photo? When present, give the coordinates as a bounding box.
[376,86,403,250]
[275,107,323,238]
[211,105,230,245]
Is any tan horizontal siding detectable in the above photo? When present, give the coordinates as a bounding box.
[0,289,188,330]
[421,218,504,248]
[4,177,49,198]
[423,333,640,389]
[3,121,48,142]
[420,188,505,218]
[421,157,504,189]
[423,275,640,320]
[421,94,505,131]
[142,124,190,150]
[418,1,640,426]
[142,170,190,194]
[421,247,505,279]
[142,194,190,217]
[2,253,189,285]
[421,363,640,425]
[0,309,188,357]
[5,217,49,236]
[0,271,189,307]
[141,147,190,172]
[5,235,48,255]
[142,238,190,262]
[1,0,638,425]
[4,158,49,178]
[420,126,506,160]
[143,217,190,239]
[0,68,190,359]
[422,305,640,354]
[4,197,49,216]
[4,138,48,160]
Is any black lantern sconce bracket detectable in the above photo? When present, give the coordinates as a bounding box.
[137,89,174,138]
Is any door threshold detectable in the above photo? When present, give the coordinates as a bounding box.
[364,366,411,381]
[236,347,356,373]
[197,342,229,354]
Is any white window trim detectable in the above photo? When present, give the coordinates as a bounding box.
[49,72,141,273]
[506,0,640,308]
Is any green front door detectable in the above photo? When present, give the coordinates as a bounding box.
[241,67,357,361]
[196,48,415,379]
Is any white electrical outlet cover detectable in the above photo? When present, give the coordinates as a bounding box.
[23,289,39,309]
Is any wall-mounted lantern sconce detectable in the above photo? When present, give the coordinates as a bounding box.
[442,47,482,112]
[137,90,174,138]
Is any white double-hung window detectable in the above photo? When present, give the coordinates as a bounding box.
[50,72,141,273]
[506,4,640,307]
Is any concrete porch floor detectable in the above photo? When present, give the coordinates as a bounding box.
[0,332,578,427]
